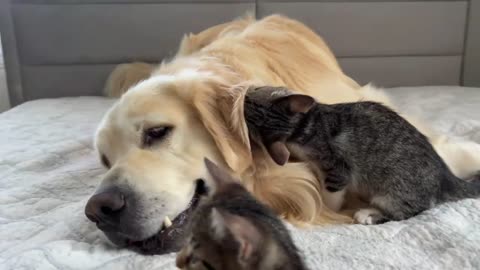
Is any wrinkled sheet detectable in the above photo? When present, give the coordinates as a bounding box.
[0,86,479,270]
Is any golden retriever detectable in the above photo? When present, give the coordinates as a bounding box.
[85,14,480,253]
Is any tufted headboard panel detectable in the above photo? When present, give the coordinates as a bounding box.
[1,0,479,106]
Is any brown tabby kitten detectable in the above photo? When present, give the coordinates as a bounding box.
[176,158,308,270]
[244,86,480,225]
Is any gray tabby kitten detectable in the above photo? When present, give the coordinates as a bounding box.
[176,158,308,270]
[244,86,480,224]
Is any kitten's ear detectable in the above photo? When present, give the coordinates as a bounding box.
[210,208,263,264]
[274,94,315,114]
[267,141,290,165]
[204,158,236,191]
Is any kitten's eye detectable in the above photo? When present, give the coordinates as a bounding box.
[143,126,173,147]
[190,257,215,270]
[202,260,216,270]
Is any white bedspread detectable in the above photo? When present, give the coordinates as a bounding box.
[1,86,479,270]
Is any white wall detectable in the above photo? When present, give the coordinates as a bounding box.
[0,36,11,112]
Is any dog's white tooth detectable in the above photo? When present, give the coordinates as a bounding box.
[164,216,172,228]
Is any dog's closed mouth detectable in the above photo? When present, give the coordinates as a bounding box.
[127,179,207,254]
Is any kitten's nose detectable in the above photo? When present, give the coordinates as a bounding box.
[85,188,125,228]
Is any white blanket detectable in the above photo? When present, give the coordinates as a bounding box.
[1,86,479,270]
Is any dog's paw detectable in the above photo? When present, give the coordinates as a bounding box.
[354,208,387,225]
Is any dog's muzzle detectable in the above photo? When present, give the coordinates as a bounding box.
[84,180,208,254]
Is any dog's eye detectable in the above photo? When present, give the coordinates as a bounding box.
[143,126,172,147]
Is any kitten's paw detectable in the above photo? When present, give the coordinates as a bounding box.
[326,186,343,192]
[325,176,348,192]
[354,208,388,225]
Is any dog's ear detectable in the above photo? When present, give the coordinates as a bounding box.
[266,141,290,166]
[194,83,252,174]
[104,62,155,97]
[274,94,315,114]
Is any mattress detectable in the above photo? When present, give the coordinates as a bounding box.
[0,86,479,270]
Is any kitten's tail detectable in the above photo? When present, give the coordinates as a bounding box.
[442,172,480,201]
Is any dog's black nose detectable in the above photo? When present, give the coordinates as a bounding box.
[85,188,125,228]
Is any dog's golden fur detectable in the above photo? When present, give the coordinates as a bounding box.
[98,14,480,227]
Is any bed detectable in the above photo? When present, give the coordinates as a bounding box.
[1,0,479,269]
[1,86,479,269]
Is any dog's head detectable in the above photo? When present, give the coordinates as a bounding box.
[86,69,251,254]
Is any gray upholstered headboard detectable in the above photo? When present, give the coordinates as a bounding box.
[1,0,479,106]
